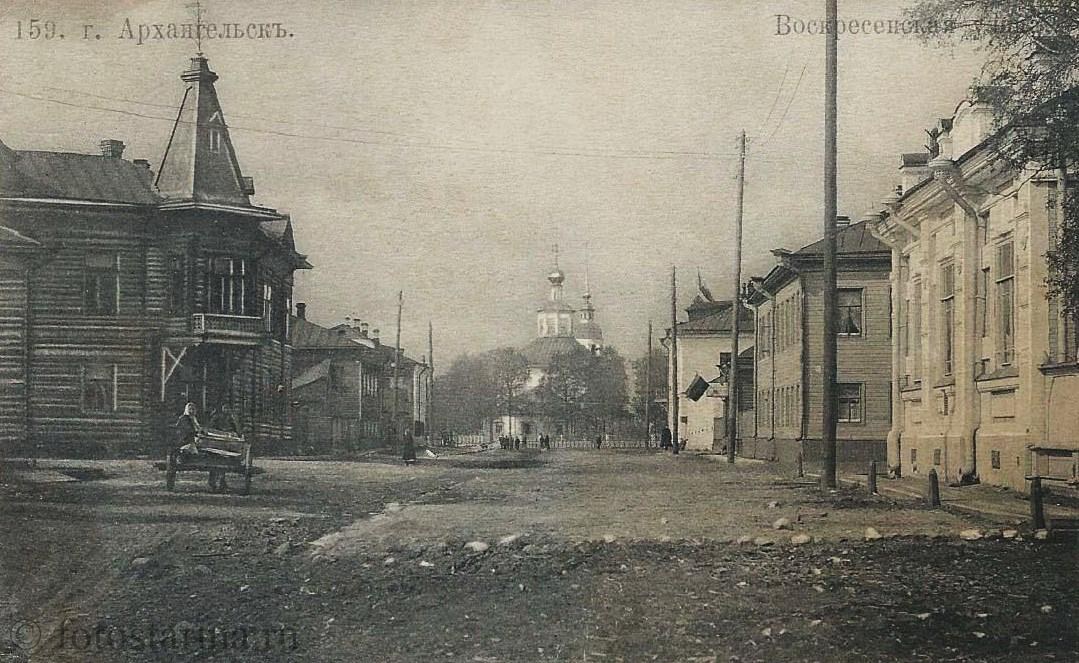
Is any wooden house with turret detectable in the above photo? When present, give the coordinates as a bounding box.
[0,55,310,456]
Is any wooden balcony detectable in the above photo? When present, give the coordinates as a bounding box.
[191,313,264,345]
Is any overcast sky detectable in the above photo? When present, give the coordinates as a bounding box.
[0,0,985,368]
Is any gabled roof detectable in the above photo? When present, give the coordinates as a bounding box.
[0,150,158,204]
[746,218,890,304]
[794,219,888,256]
[156,56,251,206]
[674,300,755,335]
[291,316,376,351]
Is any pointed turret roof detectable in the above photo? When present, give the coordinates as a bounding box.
[156,56,252,206]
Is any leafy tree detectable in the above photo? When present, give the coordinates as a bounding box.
[907,0,1079,317]
[431,353,497,434]
[487,347,530,425]
[535,348,591,436]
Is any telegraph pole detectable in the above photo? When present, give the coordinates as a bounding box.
[645,320,653,448]
[427,320,434,446]
[821,0,840,489]
[670,266,680,455]
[391,290,403,449]
[727,130,746,464]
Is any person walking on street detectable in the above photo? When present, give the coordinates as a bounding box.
[660,426,673,451]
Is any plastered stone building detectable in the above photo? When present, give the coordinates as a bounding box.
[873,96,1079,491]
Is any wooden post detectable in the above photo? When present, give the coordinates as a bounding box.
[727,130,746,464]
[670,266,680,455]
[820,0,840,490]
[1030,477,1046,530]
[867,460,877,495]
[645,320,653,448]
[927,468,941,507]
[391,290,403,450]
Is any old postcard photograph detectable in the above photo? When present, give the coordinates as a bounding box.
[1,1,1076,661]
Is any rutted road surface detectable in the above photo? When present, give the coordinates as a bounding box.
[1,450,1075,662]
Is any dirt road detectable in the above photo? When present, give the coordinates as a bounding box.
[1,450,1075,662]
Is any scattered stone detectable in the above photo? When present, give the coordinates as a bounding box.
[269,517,287,524]
[790,533,812,546]
[498,534,521,546]
[418,560,434,568]
[735,535,753,545]
[772,517,792,530]
[130,557,151,568]
[1002,529,1019,540]
[767,501,780,509]
[464,541,490,553]
[864,527,882,541]
[973,632,986,639]
[761,627,772,637]
[809,619,822,627]
[383,556,396,566]
[602,534,617,544]
[916,613,931,621]
[273,542,292,556]
[812,585,825,593]
[239,585,250,592]
[1034,529,1049,540]
[1041,605,1053,614]
[753,537,774,547]
[959,529,983,541]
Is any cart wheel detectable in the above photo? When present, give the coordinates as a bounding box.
[165,451,176,491]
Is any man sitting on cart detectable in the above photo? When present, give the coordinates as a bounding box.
[175,402,201,454]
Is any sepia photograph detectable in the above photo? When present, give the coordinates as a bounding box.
[1,1,1077,661]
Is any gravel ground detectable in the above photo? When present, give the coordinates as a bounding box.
[1,450,1075,662]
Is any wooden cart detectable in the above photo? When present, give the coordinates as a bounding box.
[165,429,254,495]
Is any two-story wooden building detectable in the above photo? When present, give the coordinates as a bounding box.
[743,218,892,471]
[290,308,387,452]
[0,55,310,456]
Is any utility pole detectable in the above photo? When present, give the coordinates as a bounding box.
[670,266,680,455]
[821,0,840,490]
[727,130,746,464]
[645,320,653,448]
[427,320,434,446]
[391,290,403,450]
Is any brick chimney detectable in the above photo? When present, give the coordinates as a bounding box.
[99,139,125,158]
[295,302,306,319]
[359,322,369,338]
[371,328,380,345]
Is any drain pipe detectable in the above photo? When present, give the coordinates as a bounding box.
[866,203,912,479]
[928,156,982,485]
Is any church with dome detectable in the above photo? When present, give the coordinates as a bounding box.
[492,263,604,441]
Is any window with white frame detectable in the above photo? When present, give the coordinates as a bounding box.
[940,263,956,376]
[208,257,250,315]
[996,240,1015,364]
[84,254,119,316]
[837,383,863,423]
[836,288,863,336]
